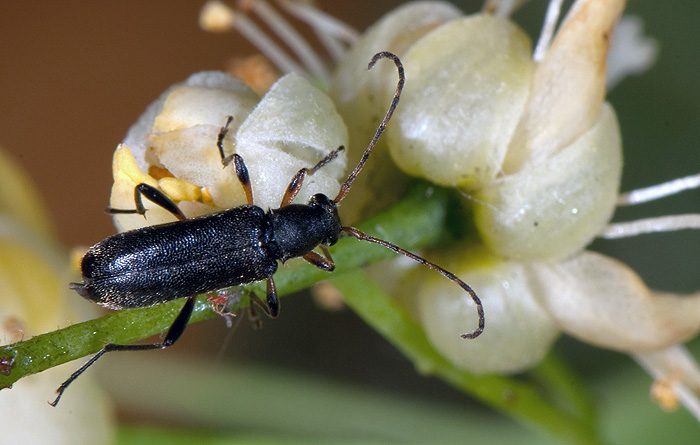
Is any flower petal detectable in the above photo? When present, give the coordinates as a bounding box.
[417,246,560,374]
[531,251,700,351]
[388,14,534,189]
[504,0,625,172]
[237,73,348,208]
[473,103,621,260]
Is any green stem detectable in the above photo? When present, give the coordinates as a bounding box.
[530,352,598,426]
[331,270,601,444]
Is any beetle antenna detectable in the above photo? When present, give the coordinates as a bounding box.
[342,227,485,339]
[334,51,405,203]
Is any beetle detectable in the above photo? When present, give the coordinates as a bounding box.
[50,51,484,406]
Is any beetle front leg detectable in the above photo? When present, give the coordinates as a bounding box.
[279,146,345,207]
[106,183,187,221]
[303,245,335,271]
[217,116,254,205]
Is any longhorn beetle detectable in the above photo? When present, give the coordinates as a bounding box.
[50,52,484,406]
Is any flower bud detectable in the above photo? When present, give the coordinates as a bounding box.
[334,1,625,260]
[0,147,114,443]
[474,103,621,260]
[415,246,559,374]
[387,14,535,190]
[329,1,463,222]
[111,71,348,232]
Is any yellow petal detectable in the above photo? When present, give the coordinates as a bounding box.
[109,145,170,231]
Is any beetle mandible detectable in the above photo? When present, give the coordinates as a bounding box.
[50,51,484,406]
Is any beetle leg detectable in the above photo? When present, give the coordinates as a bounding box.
[232,154,254,205]
[246,292,265,329]
[106,183,187,221]
[216,116,254,205]
[223,151,253,206]
[217,116,234,165]
[280,168,308,207]
[51,295,197,407]
[279,146,345,207]
[302,246,335,271]
[265,277,280,318]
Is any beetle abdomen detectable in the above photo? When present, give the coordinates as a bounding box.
[75,206,278,309]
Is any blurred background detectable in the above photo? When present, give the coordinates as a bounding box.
[1,1,699,442]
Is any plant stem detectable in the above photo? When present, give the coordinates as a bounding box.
[331,270,601,444]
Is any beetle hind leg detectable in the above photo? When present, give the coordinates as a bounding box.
[265,278,280,318]
[50,295,197,407]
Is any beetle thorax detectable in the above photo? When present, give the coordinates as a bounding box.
[268,193,341,262]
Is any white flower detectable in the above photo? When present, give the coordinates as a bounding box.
[110,71,348,232]
[197,0,700,421]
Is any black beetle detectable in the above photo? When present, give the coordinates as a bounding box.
[51,51,484,406]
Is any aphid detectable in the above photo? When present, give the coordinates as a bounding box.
[50,51,484,406]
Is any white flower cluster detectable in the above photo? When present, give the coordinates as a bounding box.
[112,0,699,419]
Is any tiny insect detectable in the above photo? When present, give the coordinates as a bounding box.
[50,51,484,406]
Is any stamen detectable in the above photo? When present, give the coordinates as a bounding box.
[606,16,659,90]
[200,0,237,31]
[634,346,700,423]
[251,0,330,82]
[200,0,306,75]
[533,0,564,62]
[600,172,700,238]
[313,28,347,63]
[278,0,359,44]
[600,214,700,239]
[278,0,358,63]
[618,173,700,206]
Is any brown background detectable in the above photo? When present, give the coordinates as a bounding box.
[0,1,409,247]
